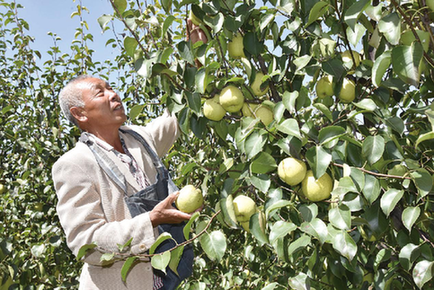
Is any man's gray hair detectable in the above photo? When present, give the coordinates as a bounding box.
[59,75,93,126]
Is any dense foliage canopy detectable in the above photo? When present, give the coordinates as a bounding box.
[2,0,434,289]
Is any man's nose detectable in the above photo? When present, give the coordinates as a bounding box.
[108,90,121,101]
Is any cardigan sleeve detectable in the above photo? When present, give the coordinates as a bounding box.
[53,152,157,266]
[133,108,180,158]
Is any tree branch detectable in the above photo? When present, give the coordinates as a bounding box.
[332,162,412,179]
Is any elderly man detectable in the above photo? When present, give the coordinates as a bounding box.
[52,75,193,290]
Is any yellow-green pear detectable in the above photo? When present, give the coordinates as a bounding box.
[228,33,245,59]
[316,75,334,98]
[219,85,244,113]
[233,195,257,223]
[278,157,307,186]
[176,185,203,213]
[338,78,356,103]
[203,95,226,121]
[251,72,269,96]
[242,103,259,117]
[241,221,250,232]
[255,105,274,126]
[301,170,333,202]
[342,50,361,68]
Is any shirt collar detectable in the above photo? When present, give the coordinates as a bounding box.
[80,131,115,152]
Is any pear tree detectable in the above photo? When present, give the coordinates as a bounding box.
[95,0,434,288]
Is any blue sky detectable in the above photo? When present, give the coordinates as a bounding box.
[17,0,119,65]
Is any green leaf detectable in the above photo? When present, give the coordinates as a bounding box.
[305,145,332,179]
[265,200,291,219]
[31,244,46,258]
[269,221,297,244]
[426,109,434,131]
[77,243,97,261]
[260,13,275,32]
[318,126,346,146]
[346,23,366,47]
[152,63,178,77]
[386,116,405,136]
[250,212,269,245]
[344,0,370,31]
[186,91,201,113]
[300,218,328,244]
[306,1,329,27]
[378,12,401,45]
[245,130,267,160]
[363,201,388,238]
[163,15,175,38]
[168,245,184,276]
[411,168,432,200]
[151,250,171,274]
[413,260,434,289]
[97,14,113,30]
[183,212,200,240]
[402,207,420,232]
[219,158,234,174]
[113,0,127,14]
[380,188,404,217]
[332,176,355,198]
[276,118,302,139]
[399,243,420,271]
[199,230,227,262]
[392,43,423,86]
[282,91,298,113]
[372,51,391,87]
[161,0,172,14]
[261,283,278,290]
[322,58,346,80]
[288,272,310,290]
[204,12,224,34]
[129,104,145,120]
[177,41,195,65]
[332,230,357,261]
[288,235,311,257]
[149,232,172,255]
[354,99,377,112]
[219,195,238,228]
[244,31,263,56]
[293,55,312,72]
[313,103,333,122]
[363,174,381,204]
[362,135,384,165]
[124,36,138,57]
[250,152,277,174]
[194,69,207,94]
[329,204,351,230]
[415,132,434,148]
[299,203,318,222]
[250,174,271,193]
[121,256,138,282]
[117,237,133,252]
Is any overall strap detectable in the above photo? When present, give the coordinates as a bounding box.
[119,128,164,168]
[79,133,128,194]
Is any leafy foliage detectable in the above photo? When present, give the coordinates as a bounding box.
[3,0,434,289]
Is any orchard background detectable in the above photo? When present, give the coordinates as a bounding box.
[2,0,434,289]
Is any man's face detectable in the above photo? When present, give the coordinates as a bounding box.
[75,77,127,131]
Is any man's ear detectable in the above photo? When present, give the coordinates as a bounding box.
[70,107,87,123]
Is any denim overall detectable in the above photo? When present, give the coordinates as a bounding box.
[80,128,194,290]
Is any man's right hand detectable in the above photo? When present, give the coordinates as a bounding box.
[149,192,192,227]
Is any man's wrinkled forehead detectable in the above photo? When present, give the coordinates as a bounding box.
[75,77,109,92]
